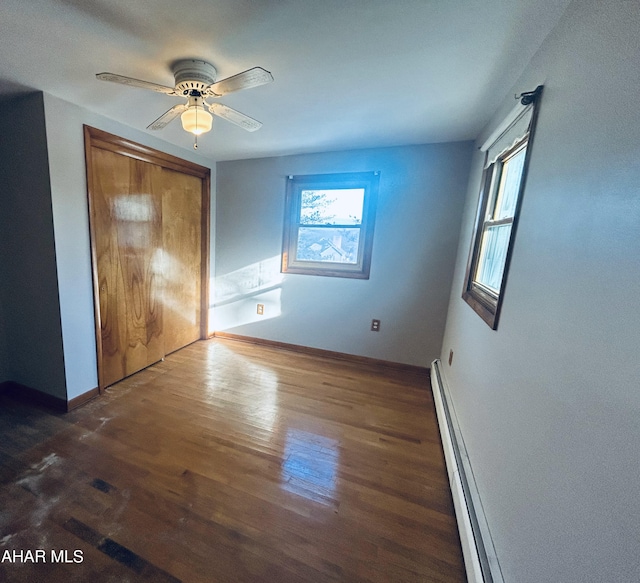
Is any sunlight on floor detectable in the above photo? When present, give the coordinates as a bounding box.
[281,429,339,506]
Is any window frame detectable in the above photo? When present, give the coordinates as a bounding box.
[281,171,379,279]
[462,87,542,329]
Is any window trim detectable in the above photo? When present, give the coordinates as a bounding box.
[462,86,543,329]
[281,171,379,279]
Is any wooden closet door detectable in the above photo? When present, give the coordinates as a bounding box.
[92,148,164,387]
[161,168,203,355]
[86,126,210,390]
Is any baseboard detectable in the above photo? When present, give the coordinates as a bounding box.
[213,331,429,376]
[0,381,100,412]
[67,386,100,411]
[0,381,67,412]
[430,359,503,583]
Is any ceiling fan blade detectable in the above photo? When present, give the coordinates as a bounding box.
[96,72,177,95]
[205,67,273,97]
[208,103,263,131]
[147,104,188,130]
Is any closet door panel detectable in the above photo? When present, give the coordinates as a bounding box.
[121,159,164,373]
[93,148,128,387]
[161,168,202,355]
[92,148,164,387]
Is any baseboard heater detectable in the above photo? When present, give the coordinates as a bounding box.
[430,359,504,583]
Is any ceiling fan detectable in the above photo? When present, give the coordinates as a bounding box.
[96,59,273,147]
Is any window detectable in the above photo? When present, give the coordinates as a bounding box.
[463,86,543,329]
[281,172,379,279]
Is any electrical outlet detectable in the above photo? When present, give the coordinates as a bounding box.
[257,304,264,315]
[448,349,454,366]
[371,319,380,332]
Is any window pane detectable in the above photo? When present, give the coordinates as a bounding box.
[300,189,364,225]
[494,146,526,219]
[296,227,360,264]
[475,224,512,292]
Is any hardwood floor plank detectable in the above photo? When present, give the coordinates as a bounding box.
[0,338,465,582]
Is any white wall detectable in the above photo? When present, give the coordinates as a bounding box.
[43,94,215,399]
[0,93,67,397]
[440,0,640,581]
[215,142,472,366]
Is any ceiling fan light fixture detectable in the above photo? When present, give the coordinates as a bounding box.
[97,59,274,139]
[181,105,213,135]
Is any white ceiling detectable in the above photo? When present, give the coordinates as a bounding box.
[0,0,571,161]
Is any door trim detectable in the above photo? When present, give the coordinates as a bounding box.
[84,125,211,390]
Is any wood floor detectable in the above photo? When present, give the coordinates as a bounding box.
[0,338,466,582]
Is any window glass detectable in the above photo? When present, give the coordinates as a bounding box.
[300,189,364,225]
[296,227,360,264]
[475,224,512,292]
[493,146,526,219]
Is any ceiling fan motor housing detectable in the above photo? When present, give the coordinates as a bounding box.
[172,59,217,93]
